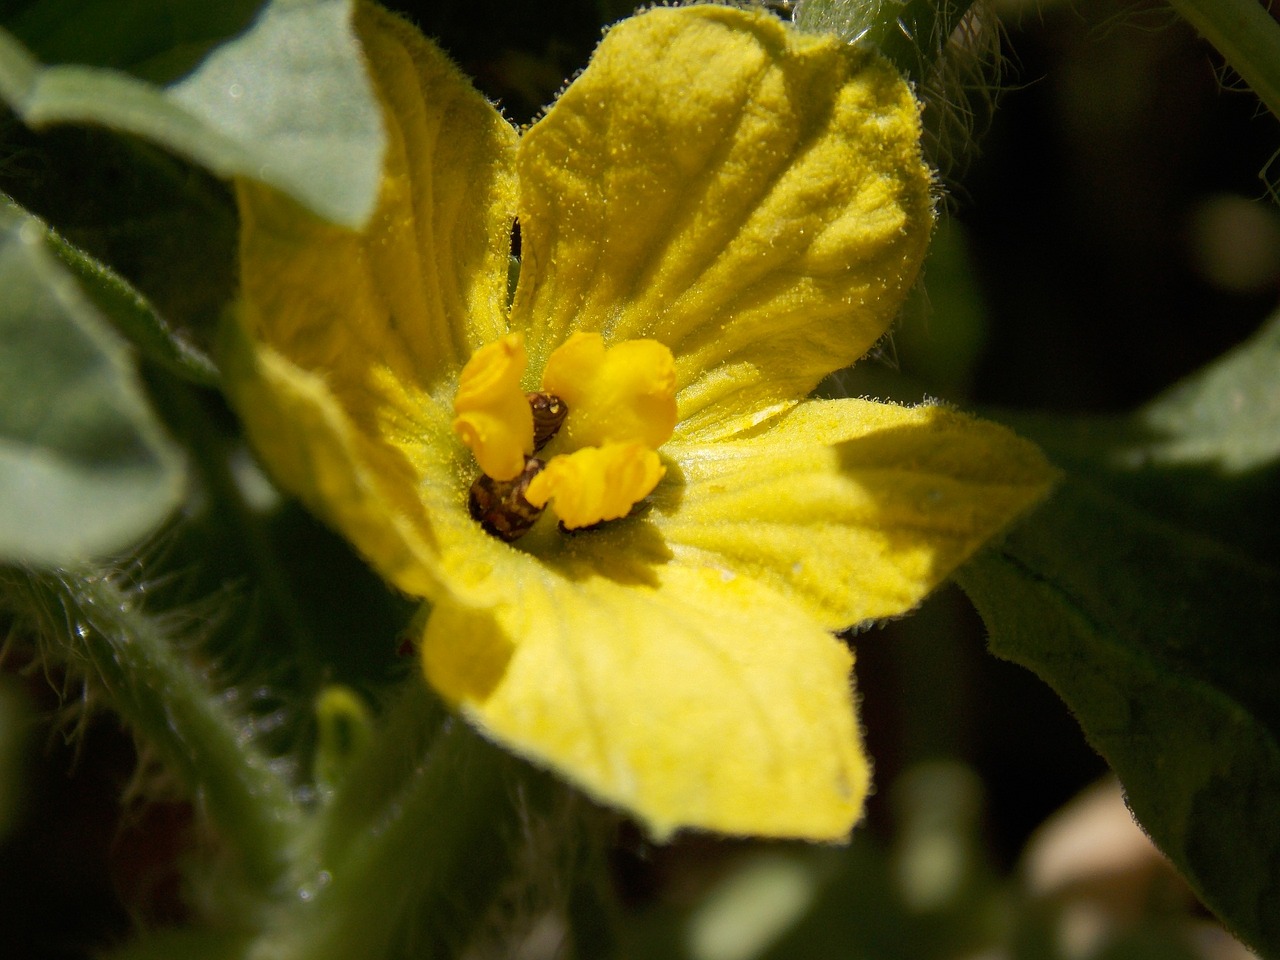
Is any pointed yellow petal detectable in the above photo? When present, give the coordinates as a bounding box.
[421,564,868,840]
[649,399,1058,628]
[237,1,517,402]
[524,442,665,529]
[511,5,932,438]
[453,332,534,481]
[540,332,677,450]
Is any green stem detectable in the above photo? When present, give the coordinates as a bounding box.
[261,711,533,960]
[3,566,299,890]
[309,680,449,865]
[1166,0,1280,121]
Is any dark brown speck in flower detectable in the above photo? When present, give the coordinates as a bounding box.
[469,456,546,542]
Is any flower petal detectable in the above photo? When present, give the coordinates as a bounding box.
[511,5,933,439]
[649,399,1058,629]
[230,4,518,590]
[237,1,516,401]
[421,564,868,840]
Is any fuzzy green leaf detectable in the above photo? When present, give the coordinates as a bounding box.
[0,0,383,227]
[1138,313,1280,471]
[993,315,1280,566]
[2,0,262,81]
[0,199,184,565]
[45,227,221,386]
[957,314,1280,956]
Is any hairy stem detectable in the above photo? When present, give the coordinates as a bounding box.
[2,566,299,890]
[258,708,532,960]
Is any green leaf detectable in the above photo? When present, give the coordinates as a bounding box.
[956,314,1280,956]
[995,315,1280,565]
[0,0,384,227]
[45,225,220,386]
[1164,0,1280,123]
[1137,313,1280,474]
[0,199,184,565]
[0,119,241,342]
[2,0,262,81]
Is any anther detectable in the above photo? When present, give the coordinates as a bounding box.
[527,392,568,450]
[468,456,546,542]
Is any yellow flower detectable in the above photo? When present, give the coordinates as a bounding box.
[226,2,1055,840]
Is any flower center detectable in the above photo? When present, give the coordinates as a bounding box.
[452,331,677,540]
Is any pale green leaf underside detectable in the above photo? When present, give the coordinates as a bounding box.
[0,200,184,565]
[0,0,383,227]
[1137,312,1280,472]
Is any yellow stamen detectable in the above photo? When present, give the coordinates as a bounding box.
[453,332,534,481]
[541,333,677,451]
[454,330,677,531]
[525,442,666,529]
